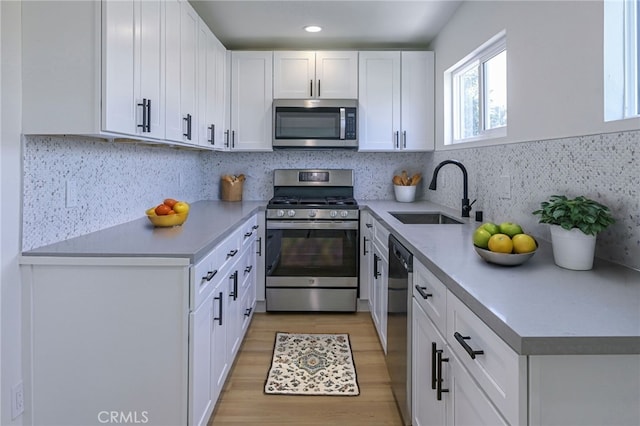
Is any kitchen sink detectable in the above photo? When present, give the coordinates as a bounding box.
[389,212,464,225]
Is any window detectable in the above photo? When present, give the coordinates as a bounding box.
[445,31,507,144]
[604,0,639,120]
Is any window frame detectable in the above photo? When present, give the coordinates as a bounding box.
[604,0,639,121]
[445,31,507,145]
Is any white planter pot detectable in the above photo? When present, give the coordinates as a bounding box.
[549,224,597,270]
[394,185,416,203]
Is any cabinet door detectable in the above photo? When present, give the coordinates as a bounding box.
[180,1,199,144]
[448,351,508,426]
[212,39,230,151]
[102,0,136,135]
[197,20,216,148]
[413,299,448,426]
[372,242,388,353]
[358,51,401,151]
[189,299,213,426]
[230,51,273,151]
[273,51,315,98]
[400,51,434,151]
[359,211,373,301]
[316,51,359,99]
[136,0,164,139]
[164,0,182,141]
[210,286,228,405]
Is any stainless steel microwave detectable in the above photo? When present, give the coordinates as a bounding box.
[272,99,358,149]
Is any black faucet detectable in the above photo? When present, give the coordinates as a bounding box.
[428,160,475,217]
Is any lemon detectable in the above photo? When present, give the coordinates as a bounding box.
[512,234,537,254]
[488,234,513,253]
[145,207,157,216]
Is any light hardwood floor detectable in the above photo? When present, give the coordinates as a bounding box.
[208,312,404,425]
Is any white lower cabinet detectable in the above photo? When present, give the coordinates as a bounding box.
[20,213,261,426]
[412,257,524,426]
[412,256,640,426]
[367,217,389,353]
[189,292,214,426]
[412,298,447,426]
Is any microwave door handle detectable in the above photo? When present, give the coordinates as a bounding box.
[340,108,346,139]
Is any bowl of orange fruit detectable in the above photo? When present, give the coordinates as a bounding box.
[472,221,537,266]
[146,198,190,227]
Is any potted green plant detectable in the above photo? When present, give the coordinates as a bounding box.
[533,195,615,270]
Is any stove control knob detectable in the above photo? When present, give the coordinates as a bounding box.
[276,209,285,218]
[330,210,338,218]
[340,210,349,218]
[308,210,317,218]
[287,209,296,217]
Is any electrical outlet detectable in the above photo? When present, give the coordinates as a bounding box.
[499,175,511,199]
[66,180,78,208]
[12,381,24,419]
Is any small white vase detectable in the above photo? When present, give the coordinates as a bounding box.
[394,185,416,202]
[549,224,597,270]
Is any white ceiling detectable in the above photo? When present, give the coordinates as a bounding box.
[189,0,463,50]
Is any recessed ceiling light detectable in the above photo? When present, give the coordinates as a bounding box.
[304,25,322,33]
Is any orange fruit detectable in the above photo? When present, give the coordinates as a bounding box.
[163,198,178,208]
[488,233,513,253]
[512,234,537,254]
[155,204,172,216]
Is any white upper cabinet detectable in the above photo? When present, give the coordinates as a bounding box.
[166,0,199,145]
[273,51,358,99]
[22,0,226,150]
[230,51,273,151]
[358,51,434,152]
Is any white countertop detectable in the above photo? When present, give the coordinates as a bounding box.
[22,199,640,355]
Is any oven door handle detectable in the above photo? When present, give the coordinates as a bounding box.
[267,221,358,230]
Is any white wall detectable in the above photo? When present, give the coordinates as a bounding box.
[433,0,640,149]
[1,1,23,425]
[426,0,639,270]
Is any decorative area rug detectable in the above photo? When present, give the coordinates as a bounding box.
[264,332,360,396]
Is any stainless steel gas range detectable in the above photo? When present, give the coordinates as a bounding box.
[265,169,359,312]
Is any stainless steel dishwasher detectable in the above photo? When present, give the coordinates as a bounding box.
[387,235,413,426]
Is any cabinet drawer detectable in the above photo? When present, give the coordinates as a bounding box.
[240,214,259,249]
[446,293,526,426]
[412,260,447,335]
[373,219,390,256]
[216,229,242,274]
[191,248,218,309]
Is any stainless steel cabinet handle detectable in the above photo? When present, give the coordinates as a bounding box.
[227,249,238,258]
[403,130,407,148]
[183,114,192,140]
[229,271,238,301]
[454,331,485,359]
[231,130,235,148]
[256,237,262,256]
[244,231,253,238]
[431,342,438,390]
[310,79,313,97]
[363,236,369,256]
[244,265,253,274]
[244,307,253,317]
[395,131,399,149]
[224,130,230,148]
[317,79,321,97]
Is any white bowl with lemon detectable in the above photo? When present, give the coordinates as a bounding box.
[472,221,537,266]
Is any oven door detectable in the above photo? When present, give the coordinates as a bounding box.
[265,220,358,288]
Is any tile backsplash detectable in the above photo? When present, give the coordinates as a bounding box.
[426,131,639,270]
[22,131,639,270]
